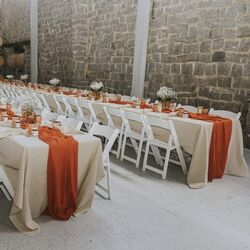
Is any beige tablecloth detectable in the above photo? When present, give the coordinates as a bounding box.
[93,106,249,188]
[0,133,104,235]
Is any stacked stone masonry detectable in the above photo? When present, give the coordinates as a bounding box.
[1,0,250,146]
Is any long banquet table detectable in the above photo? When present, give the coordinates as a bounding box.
[0,129,105,235]
[42,93,249,188]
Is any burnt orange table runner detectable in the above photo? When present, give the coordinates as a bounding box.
[38,126,78,220]
[189,113,232,181]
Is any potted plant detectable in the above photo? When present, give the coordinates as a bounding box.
[19,96,39,129]
[49,78,61,92]
[90,81,104,100]
[156,86,177,110]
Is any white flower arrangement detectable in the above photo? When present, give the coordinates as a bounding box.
[90,81,104,92]
[156,86,177,102]
[20,74,29,81]
[49,78,61,86]
[6,75,14,79]
[19,96,40,114]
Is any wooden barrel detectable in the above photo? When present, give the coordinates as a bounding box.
[6,53,25,68]
[6,54,16,68]
[15,53,25,68]
[0,56,4,67]
[0,36,3,47]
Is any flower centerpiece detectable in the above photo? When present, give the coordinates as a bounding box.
[6,75,14,82]
[20,74,29,84]
[90,81,104,100]
[156,86,177,110]
[19,96,39,129]
[49,78,61,92]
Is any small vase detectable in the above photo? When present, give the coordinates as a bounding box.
[92,91,101,100]
[20,111,37,129]
[162,101,171,110]
[52,86,60,92]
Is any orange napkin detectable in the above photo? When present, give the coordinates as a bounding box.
[38,126,78,220]
[189,113,232,181]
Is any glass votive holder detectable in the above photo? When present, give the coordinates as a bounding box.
[36,115,42,125]
[197,106,203,114]
[202,108,209,115]
[177,108,184,117]
[117,94,122,102]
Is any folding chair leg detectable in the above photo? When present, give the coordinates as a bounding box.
[130,138,139,153]
[162,137,173,180]
[136,138,143,168]
[142,142,150,171]
[151,146,164,166]
[116,133,123,159]
[162,148,171,180]
[120,134,127,162]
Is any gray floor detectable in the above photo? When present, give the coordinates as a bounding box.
[0,150,250,250]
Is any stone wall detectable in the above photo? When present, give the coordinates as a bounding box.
[38,0,137,95]
[145,0,250,140]
[3,0,30,43]
[0,0,3,36]
[85,0,137,94]
[38,0,76,83]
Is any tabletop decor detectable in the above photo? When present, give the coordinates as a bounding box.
[49,78,61,92]
[6,75,14,82]
[90,81,104,100]
[156,86,177,110]
[20,74,29,82]
[19,96,39,129]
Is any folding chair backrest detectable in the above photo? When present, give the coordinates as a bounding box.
[176,104,197,113]
[89,122,119,162]
[42,110,58,121]
[61,117,83,130]
[209,108,241,120]
[144,115,178,141]
[78,100,98,122]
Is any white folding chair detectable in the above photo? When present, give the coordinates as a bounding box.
[103,106,125,159]
[65,97,79,118]
[77,100,99,131]
[89,123,119,199]
[53,95,68,115]
[120,111,147,168]
[40,93,51,111]
[209,108,241,120]
[142,116,187,180]
[0,165,14,201]
[60,117,83,131]
[176,104,197,113]
[42,110,58,121]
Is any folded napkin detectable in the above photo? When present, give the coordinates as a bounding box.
[189,113,232,181]
[38,126,78,220]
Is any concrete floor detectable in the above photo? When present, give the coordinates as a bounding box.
[0,150,250,250]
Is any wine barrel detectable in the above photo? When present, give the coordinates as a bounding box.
[6,53,25,68]
[0,36,3,47]
[15,53,25,68]
[0,56,4,67]
[6,54,16,68]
